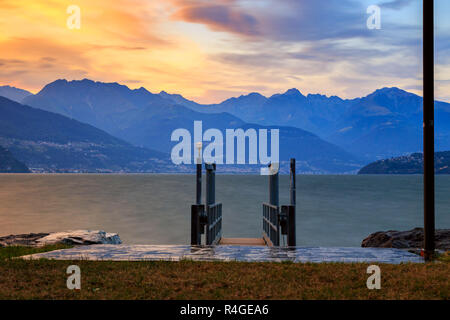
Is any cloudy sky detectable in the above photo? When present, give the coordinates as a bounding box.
[0,0,449,103]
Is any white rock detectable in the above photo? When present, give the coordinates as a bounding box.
[35,230,122,246]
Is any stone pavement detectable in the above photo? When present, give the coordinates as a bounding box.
[23,244,423,263]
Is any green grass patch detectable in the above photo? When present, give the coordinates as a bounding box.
[437,251,450,263]
[0,248,448,300]
[0,244,72,260]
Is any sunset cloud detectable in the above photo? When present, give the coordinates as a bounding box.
[0,0,449,103]
[172,1,260,37]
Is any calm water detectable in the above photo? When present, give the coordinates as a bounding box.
[0,174,449,247]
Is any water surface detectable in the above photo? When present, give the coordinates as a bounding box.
[0,174,449,246]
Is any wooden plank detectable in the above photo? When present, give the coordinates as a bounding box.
[262,234,273,247]
[219,237,266,246]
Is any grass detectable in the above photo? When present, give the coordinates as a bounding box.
[0,244,72,260]
[0,246,448,300]
[438,251,450,263]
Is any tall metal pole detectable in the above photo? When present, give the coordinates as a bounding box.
[288,158,296,247]
[196,164,202,205]
[205,163,216,206]
[290,158,296,206]
[196,142,202,205]
[423,0,435,261]
[269,163,279,207]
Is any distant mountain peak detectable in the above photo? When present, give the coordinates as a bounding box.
[39,79,141,97]
[159,90,181,98]
[234,92,266,100]
[285,88,303,96]
[80,78,95,83]
[305,93,344,103]
[135,86,151,93]
[245,92,265,98]
[307,93,325,97]
[0,85,32,103]
[44,78,67,87]
[376,86,402,92]
[218,92,267,108]
[46,78,125,88]
[1,85,18,89]
[370,87,415,97]
[268,88,305,100]
[158,90,198,107]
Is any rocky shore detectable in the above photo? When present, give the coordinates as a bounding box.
[361,228,450,251]
[2,228,449,251]
[0,230,122,247]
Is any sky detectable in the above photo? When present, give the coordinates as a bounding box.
[0,0,449,104]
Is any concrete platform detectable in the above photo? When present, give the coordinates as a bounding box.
[22,245,423,264]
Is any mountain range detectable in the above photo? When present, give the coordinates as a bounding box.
[0,85,32,103]
[18,79,361,173]
[1,78,449,173]
[162,87,450,160]
[0,96,173,173]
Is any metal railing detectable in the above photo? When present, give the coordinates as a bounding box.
[192,159,296,247]
[206,202,222,245]
[281,205,296,247]
[191,204,204,245]
[263,202,279,246]
[262,159,297,247]
[191,162,222,246]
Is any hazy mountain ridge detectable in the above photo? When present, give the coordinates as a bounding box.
[15,78,450,172]
[0,85,32,103]
[23,79,174,134]
[21,79,361,173]
[164,86,450,160]
[0,96,173,173]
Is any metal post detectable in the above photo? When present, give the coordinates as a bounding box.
[205,163,217,245]
[269,163,279,207]
[423,0,435,261]
[205,163,216,206]
[196,142,202,205]
[288,158,296,246]
[196,163,202,205]
[290,158,296,206]
[212,164,216,204]
[191,205,203,245]
[286,205,296,247]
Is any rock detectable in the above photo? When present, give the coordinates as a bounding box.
[0,233,50,247]
[361,228,450,250]
[0,230,122,247]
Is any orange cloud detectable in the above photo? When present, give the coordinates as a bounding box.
[0,37,91,91]
[0,0,203,94]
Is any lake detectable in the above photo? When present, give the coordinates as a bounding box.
[0,174,449,246]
